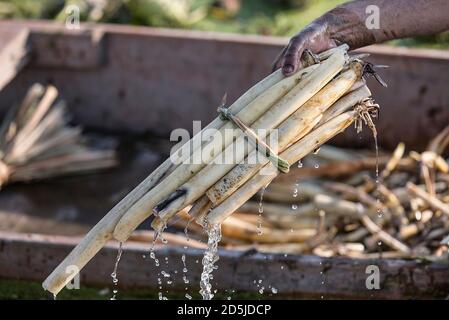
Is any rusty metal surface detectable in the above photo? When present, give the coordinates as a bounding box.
[0,20,448,151]
[0,231,448,299]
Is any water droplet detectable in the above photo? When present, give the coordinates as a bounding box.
[161,271,171,278]
[185,293,192,300]
[314,163,320,169]
[291,204,298,210]
[297,161,303,168]
[378,241,382,246]
[271,287,278,294]
[259,287,265,294]
[110,242,123,288]
[377,208,383,218]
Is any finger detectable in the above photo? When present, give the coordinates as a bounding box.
[282,36,305,76]
[271,46,287,73]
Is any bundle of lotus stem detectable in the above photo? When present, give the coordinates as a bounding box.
[43,44,381,296]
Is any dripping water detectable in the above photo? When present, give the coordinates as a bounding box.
[199,223,222,300]
[293,182,299,198]
[110,242,123,300]
[257,186,266,235]
[257,182,271,235]
[366,108,383,256]
[181,254,190,285]
[149,228,166,300]
[374,135,383,219]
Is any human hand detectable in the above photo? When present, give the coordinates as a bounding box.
[272,20,338,76]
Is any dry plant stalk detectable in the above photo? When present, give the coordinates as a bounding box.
[406,182,449,216]
[380,142,405,179]
[0,83,117,187]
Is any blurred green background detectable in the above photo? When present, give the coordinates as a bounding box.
[0,0,448,48]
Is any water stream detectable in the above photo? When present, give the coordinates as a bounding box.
[110,242,123,300]
[199,223,222,300]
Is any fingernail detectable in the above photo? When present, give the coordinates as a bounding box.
[283,64,294,74]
